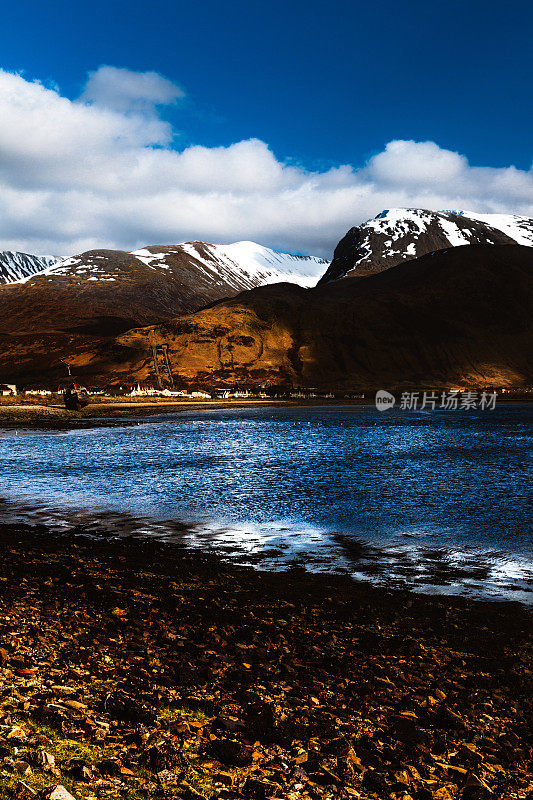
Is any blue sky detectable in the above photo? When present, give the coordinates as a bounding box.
[0,0,531,256]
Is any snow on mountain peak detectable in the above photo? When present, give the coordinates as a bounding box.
[180,241,328,289]
[320,208,533,282]
[0,251,61,284]
[17,240,327,296]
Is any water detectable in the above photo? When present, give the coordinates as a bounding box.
[0,404,531,601]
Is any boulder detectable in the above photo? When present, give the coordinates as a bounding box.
[41,787,77,800]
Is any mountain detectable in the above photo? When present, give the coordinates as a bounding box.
[51,240,326,291]
[0,251,60,284]
[16,243,529,390]
[0,240,326,384]
[0,241,327,336]
[320,209,533,282]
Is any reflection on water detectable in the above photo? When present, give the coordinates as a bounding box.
[0,404,531,602]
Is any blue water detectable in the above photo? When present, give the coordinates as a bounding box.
[0,404,531,601]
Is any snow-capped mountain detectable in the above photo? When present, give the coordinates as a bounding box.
[43,240,327,289]
[320,209,533,282]
[0,251,60,284]
[0,241,327,340]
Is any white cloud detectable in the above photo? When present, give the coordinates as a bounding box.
[367,140,467,185]
[80,65,185,115]
[0,67,531,258]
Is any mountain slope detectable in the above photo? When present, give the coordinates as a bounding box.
[0,241,326,337]
[0,251,60,284]
[320,209,533,282]
[13,243,529,390]
[132,241,327,289]
[119,244,533,390]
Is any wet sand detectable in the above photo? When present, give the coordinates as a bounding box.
[0,521,531,799]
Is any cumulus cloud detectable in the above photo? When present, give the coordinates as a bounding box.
[367,140,467,185]
[0,67,531,258]
[80,65,185,115]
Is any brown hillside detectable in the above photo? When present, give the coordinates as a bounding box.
[50,243,533,391]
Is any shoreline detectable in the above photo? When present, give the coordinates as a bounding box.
[0,399,368,430]
[0,397,530,430]
[0,522,531,799]
[1,499,531,606]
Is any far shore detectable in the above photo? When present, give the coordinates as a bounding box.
[0,396,370,429]
[0,394,530,430]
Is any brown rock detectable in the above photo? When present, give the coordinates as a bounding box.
[209,737,253,766]
[140,742,188,772]
[97,757,123,776]
[461,773,494,799]
[36,751,56,768]
[178,781,208,799]
[435,706,468,731]
[12,760,32,775]
[62,700,88,712]
[214,772,234,786]
[243,776,282,798]
[391,715,431,747]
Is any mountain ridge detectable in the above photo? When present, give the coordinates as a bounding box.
[3,244,529,390]
[0,251,60,284]
[320,208,533,282]
[0,240,327,337]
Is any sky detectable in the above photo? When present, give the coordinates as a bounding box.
[0,0,532,257]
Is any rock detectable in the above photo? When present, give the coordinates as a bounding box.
[435,706,468,731]
[462,790,494,800]
[209,737,254,766]
[243,776,282,798]
[103,690,155,723]
[140,742,188,772]
[178,782,208,799]
[413,789,433,800]
[0,517,531,800]
[16,783,38,800]
[461,773,494,799]
[390,715,431,747]
[214,771,234,786]
[453,744,483,768]
[6,725,26,739]
[40,788,77,800]
[362,770,389,792]
[36,751,56,768]
[324,736,351,757]
[12,759,32,775]
[96,757,123,776]
[393,769,412,786]
[67,759,97,781]
[62,700,88,712]
[432,789,454,800]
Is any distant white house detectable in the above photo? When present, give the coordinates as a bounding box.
[0,384,17,396]
[129,384,157,396]
[217,389,259,399]
[129,384,196,398]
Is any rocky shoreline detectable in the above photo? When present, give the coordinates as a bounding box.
[0,523,531,800]
[0,399,377,431]
[0,400,301,431]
